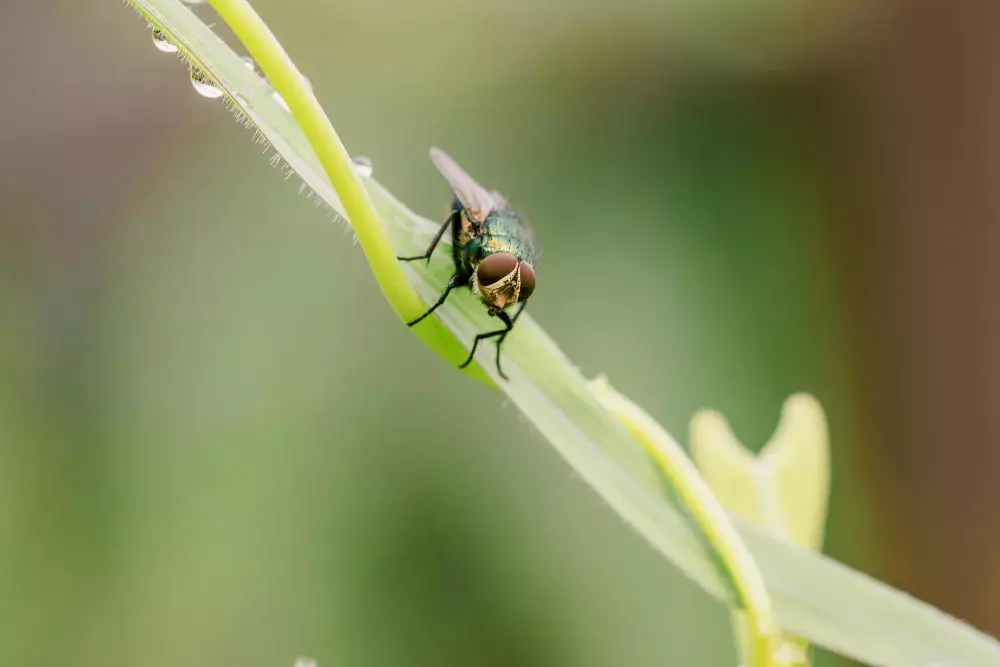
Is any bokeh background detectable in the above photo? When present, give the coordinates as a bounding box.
[2,1,998,665]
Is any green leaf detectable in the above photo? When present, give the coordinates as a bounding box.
[125,2,1000,666]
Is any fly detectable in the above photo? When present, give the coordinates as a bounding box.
[398,147,539,380]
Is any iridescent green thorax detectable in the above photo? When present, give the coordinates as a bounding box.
[457,208,538,277]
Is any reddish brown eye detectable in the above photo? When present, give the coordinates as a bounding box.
[476,253,519,286]
[519,262,536,301]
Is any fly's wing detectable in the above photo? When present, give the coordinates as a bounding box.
[429,147,498,222]
[490,190,509,209]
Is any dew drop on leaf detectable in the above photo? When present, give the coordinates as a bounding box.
[151,29,178,54]
[351,156,374,179]
[189,67,224,99]
[240,55,257,73]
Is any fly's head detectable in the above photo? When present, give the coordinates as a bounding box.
[474,252,536,315]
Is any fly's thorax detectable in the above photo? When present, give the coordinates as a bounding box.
[488,210,538,265]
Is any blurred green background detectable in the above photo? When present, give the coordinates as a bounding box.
[3,1,999,665]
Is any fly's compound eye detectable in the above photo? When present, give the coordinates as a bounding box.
[476,253,519,287]
[518,262,536,301]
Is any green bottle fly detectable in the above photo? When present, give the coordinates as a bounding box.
[398,148,539,380]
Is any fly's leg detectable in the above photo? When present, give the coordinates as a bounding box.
[407,273,465,327]
[458,323,510,377]
[397,210,458,266]
[459,302,526,381]
[493,300,528,379]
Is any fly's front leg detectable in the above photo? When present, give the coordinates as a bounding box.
[459,308,517,380]
[397,210,458,266]
[493,300,528,378]
[407,273,465,327]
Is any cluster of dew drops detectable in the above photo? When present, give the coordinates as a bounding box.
[148,0,373,180]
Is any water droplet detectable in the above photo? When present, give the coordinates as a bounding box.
[302,76,313,91]
[151,29,178,54]
[272,90,290,112]
[240,55,257,72]
[351,156,374,179]
[189,67,224,99]
[180,0,207,4]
